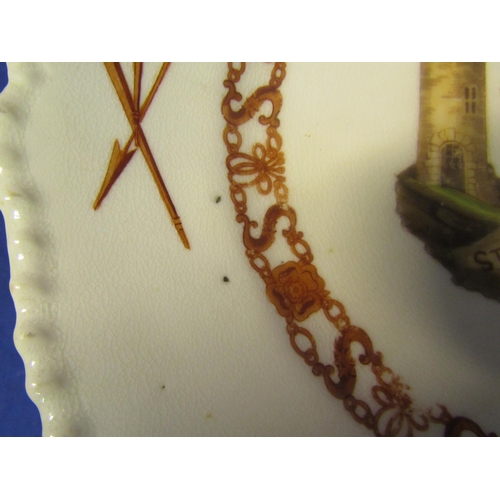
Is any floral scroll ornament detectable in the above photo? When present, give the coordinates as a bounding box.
[227,143,286,196]
[221,62,496,437]
[267,261,327,322]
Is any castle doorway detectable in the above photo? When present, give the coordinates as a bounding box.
[440,142,465,191]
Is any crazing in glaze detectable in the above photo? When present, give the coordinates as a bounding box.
[94,62,190,249]
[222,62,495,437]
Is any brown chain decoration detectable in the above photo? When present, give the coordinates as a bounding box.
[221,62,496,437]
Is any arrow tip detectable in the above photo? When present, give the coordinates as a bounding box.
[93,141,137,210]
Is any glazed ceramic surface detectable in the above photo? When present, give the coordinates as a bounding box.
[1,63,499,436]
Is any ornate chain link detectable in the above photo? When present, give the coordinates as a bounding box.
[221,62,494,436]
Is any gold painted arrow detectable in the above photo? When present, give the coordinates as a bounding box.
[94,62,190,250]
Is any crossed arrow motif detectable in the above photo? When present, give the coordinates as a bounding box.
[93,62,190,249]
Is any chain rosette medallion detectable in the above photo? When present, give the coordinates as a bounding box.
[221,62,495,437]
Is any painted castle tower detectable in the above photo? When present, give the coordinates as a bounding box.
[416,62,499,205]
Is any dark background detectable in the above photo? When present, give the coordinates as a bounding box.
[0,62,43,436]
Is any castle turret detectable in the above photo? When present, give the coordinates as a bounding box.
[416,62,498,205]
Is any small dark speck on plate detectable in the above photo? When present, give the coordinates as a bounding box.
[215,196,222,203]
[223,276,229,282]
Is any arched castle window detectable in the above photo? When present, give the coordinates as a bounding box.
[441,142,465,191]
[464,86,477,114]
